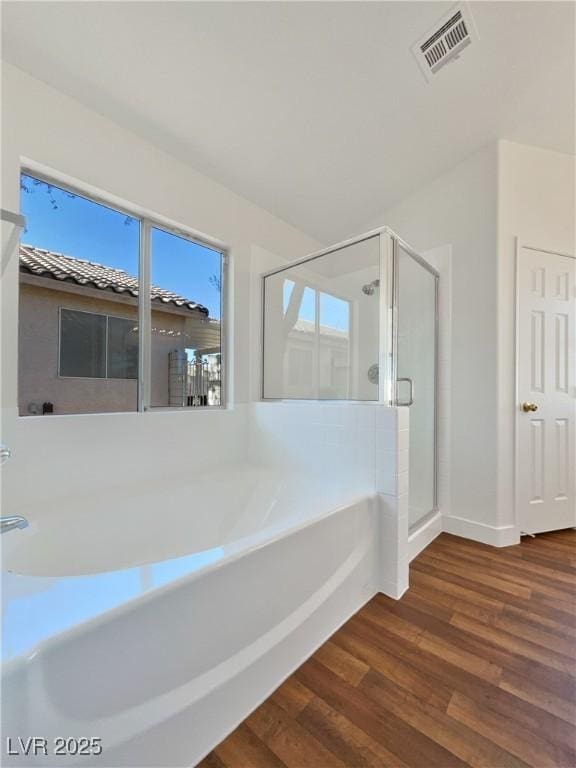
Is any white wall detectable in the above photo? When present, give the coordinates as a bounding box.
[363,143,501,538]
[1,63,320,516]
[362,140,575,545]
[496,141,576,530]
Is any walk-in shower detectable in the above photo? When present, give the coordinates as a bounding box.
[262,227,438,528]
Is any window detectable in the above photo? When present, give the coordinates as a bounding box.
[59,310,138,380]
[59,309,107,378]
[150,226,223,408]
[107,316,139,379]
[19,172,225,415]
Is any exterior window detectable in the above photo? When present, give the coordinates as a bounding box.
[59,309,106,378]
[150,226,223,408]
[107,316,138,379]
[18,172,225,415]
[59,310,138,380]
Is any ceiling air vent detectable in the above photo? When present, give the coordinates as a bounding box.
[412,3,477,80]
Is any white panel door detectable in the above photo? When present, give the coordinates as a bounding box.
[517,246,576,534]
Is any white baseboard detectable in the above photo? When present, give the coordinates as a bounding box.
[408,511,442,561]
[442,514,519,547]
[380,577,409,600]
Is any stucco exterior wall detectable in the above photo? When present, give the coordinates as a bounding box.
[18,280,209,415]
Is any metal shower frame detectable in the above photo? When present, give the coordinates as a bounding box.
[260,225,440,512]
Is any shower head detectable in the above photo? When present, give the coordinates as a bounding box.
[362,279,380,296]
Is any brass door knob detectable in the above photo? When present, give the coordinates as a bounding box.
[521,402,538,412]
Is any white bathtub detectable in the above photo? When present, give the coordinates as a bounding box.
[2,465,378,767]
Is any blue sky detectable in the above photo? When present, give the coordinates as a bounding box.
[21,174,350,331]
[20,174,222,319]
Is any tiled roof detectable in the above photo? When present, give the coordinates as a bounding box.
[19,244,209,315]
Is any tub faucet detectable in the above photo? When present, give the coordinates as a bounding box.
[1,516,29,534]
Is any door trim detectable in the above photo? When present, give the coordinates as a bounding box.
[514,238,576,535]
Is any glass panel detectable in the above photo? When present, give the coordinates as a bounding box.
[19,173,140,415]
[319,292,351,398]
[59,309,106,378]
[263,236,380,400]
[107,316,138,379]
[150,227,222,408]
[396,246,437,527]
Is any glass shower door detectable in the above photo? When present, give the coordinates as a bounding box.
[395,244,438,527]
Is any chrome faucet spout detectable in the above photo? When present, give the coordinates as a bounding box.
[1,515,29,534]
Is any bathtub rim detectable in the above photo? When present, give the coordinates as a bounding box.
[2,493,375,668]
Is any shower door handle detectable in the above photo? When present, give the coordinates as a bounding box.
[396,377,414,406]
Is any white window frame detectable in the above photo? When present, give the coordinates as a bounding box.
[21,167,229,413]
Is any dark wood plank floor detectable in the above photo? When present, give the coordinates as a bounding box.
[199,531,576,768]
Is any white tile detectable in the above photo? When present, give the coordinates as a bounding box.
[309,405,324,425]
[397,448,409,473]
[356,405,376,431]
[379,508,399,541]
[396,407,410,430]
[376,429,396,452]
[397,429,409,451]
[342,406,358,430]
[397,470,409,496]
[438,459,450,478]
[438,416,451,437]
[396,492,409,520]
[376,450,397,495]
[438,439,450,464]
[320,404,347,426]
[378,493,398,516]
[376,406,397,431]
[324,424,345,445]
[397,507,409,535]
[309,427,325,449]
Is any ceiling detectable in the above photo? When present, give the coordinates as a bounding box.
[2,1,574,243]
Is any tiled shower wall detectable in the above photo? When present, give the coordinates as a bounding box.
[375,406,410,598]
[249,401,410,598]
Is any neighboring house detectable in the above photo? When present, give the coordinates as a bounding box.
[18,245,221,415]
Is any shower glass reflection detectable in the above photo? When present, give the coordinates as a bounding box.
[263,236,380,400]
